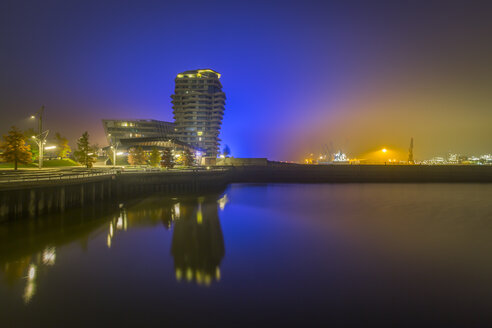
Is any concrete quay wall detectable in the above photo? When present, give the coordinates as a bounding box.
[0,170,231,221]
[230,164,492,183]
[1,165,491,221]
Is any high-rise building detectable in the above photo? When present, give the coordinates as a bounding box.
[171,69,226,157]
[102,119,174,145]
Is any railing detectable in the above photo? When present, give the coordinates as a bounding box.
[119,167,230,174]
[0,166,231,183]
[0,169,117,183]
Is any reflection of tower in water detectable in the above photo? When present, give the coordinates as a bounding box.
[171,196,225,286]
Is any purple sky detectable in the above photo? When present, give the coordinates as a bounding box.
[1,0,491,161]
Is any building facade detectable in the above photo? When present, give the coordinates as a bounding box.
[171,69,226,157]
[102,119,175,145]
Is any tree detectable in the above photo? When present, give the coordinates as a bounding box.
[149,147,161,167]
[222,145,231,157]
[183,148,195,166]
[74,132,97,168]
[161,148,174,169]
[128,146,147,166]
[0,126,32,170]
[54,132,71,158]
[23,128,39,161]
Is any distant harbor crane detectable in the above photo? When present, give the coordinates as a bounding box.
[408,137,414,164]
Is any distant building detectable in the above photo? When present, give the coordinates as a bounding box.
[102,119,175,145]
[171,69,226,157]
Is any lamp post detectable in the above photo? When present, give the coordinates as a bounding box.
[31,106,48,169]
[110,140,119,168]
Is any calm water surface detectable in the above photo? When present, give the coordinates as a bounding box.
[1,183,492,327]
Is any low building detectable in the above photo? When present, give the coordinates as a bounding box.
[118,136,200,153]
[102,119,175,145]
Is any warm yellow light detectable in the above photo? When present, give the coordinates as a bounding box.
[382,148,387,153]
[175,268,182,281]
[197,209,203,224]
[186,268,193,281]
[177,74,183,78]
[197,69,221,78]
[30,115,36,119]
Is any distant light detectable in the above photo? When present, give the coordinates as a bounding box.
[30,115,36,119]
[382,148,387,153]
[44,146,56,150]
[219,155,225,159]
[31,136,36,139]
[116,152,123,155]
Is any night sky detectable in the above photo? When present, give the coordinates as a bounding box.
[1,0,491,161]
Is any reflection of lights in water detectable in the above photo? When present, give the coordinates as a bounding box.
[197,205,203,224]
[42,247,56,266]
[107,234,112,248]
[109,223,114,237]
[215,267,221,281]
[197,197,204,224]
[174,203,180,220]
[218,194,228,211]
[116,217,123,230]
[204,274,212,286]
[175,269,182,281]
[28,264,36,280]
[24,264,37,303]
[196,271,203,284]
[23,280,36,304]
[186,268,193,282]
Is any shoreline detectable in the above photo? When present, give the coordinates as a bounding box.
[1,164,491,221]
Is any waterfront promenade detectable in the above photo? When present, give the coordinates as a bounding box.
[0,163,491,220]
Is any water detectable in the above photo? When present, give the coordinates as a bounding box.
[1,183,492,327]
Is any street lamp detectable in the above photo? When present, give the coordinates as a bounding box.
[30,106,48,169]
[110,141,120,168]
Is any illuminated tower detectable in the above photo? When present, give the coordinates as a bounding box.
[171,69,226,157]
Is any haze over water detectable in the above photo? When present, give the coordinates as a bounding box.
[1,183,492,326]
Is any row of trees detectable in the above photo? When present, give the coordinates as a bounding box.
[0,127,96,169]
[1,126,197,170]
[127,146,195,168]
